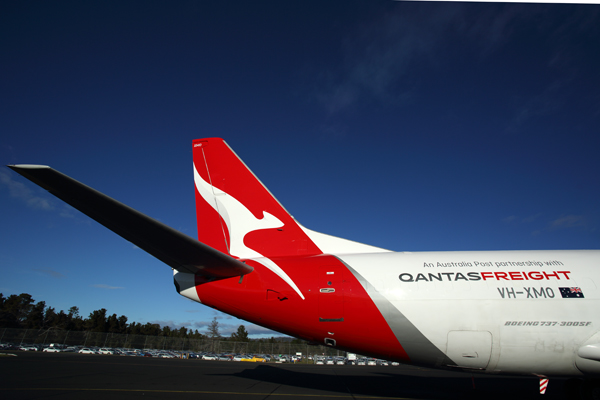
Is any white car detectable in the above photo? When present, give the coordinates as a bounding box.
[43,347,62,352]
[78,348,97,354]
[99,348,114,355]
[202,354,217,360]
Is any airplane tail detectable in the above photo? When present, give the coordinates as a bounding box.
[193,138,322,259]
[192,138,389,260]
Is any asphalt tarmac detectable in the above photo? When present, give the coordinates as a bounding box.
[1,352,568,399]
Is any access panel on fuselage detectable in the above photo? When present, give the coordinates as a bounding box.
[318,265,345,322]
[446,330,492,369]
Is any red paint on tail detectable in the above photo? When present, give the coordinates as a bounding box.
[193,138,322,258]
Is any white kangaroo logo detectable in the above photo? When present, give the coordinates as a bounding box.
[194,163,305,300]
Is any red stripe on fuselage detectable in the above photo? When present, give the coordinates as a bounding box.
[194,254,410,362]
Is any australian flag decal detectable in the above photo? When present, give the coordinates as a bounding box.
[559,287,584,298]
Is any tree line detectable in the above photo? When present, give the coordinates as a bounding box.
[0,292,259,342]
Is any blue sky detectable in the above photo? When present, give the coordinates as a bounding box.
[1,1,599,337]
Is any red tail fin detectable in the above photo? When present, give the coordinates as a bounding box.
[193,138,323,259]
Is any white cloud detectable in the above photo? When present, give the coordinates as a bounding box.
[33,268,66,278]
[505,213,588,234]
[503,213,542,224]
[314,4,472,112]
[505,79,566,134]
[549,215,586,230]
[147,316,286,338]
[92,284,125,290]
[0,169,53,210]
[313,3,583,116]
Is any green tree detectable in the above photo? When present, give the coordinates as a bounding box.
[66,306,83,330]
[25,301,45,329]
[141,322,161,336]
[54,310,69,329]
[117,315,128,333]
[190,329,204,340]
[107,313,119,333]
[231,325,249,342]
[177,326,188,337]
[85,308,107,332]
[68,306,79,318]
[43,306,58,329]
[0,293,34,328]
[207,317,221,338]
[128,322,142,335]
[161,325,172,337]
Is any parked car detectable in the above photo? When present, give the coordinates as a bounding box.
[241,355,265,362]
[78,348,97,354]
[62,347,77,352]
[99,348,115,355]
[43,347,62,352]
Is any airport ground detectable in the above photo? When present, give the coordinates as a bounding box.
[1,351,569,399]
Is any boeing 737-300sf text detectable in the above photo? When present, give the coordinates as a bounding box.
[8,138,600,398]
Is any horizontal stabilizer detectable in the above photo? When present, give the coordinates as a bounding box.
[7,164,253,280]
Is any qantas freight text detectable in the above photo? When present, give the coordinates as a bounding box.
[398,270,572,282]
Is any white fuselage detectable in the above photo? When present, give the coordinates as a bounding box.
[337,250,600,376]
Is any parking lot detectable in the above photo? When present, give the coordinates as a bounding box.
[2,342,389,365]
[0,350,569,399]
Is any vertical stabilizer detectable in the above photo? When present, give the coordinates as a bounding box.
[192,138,322,259]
